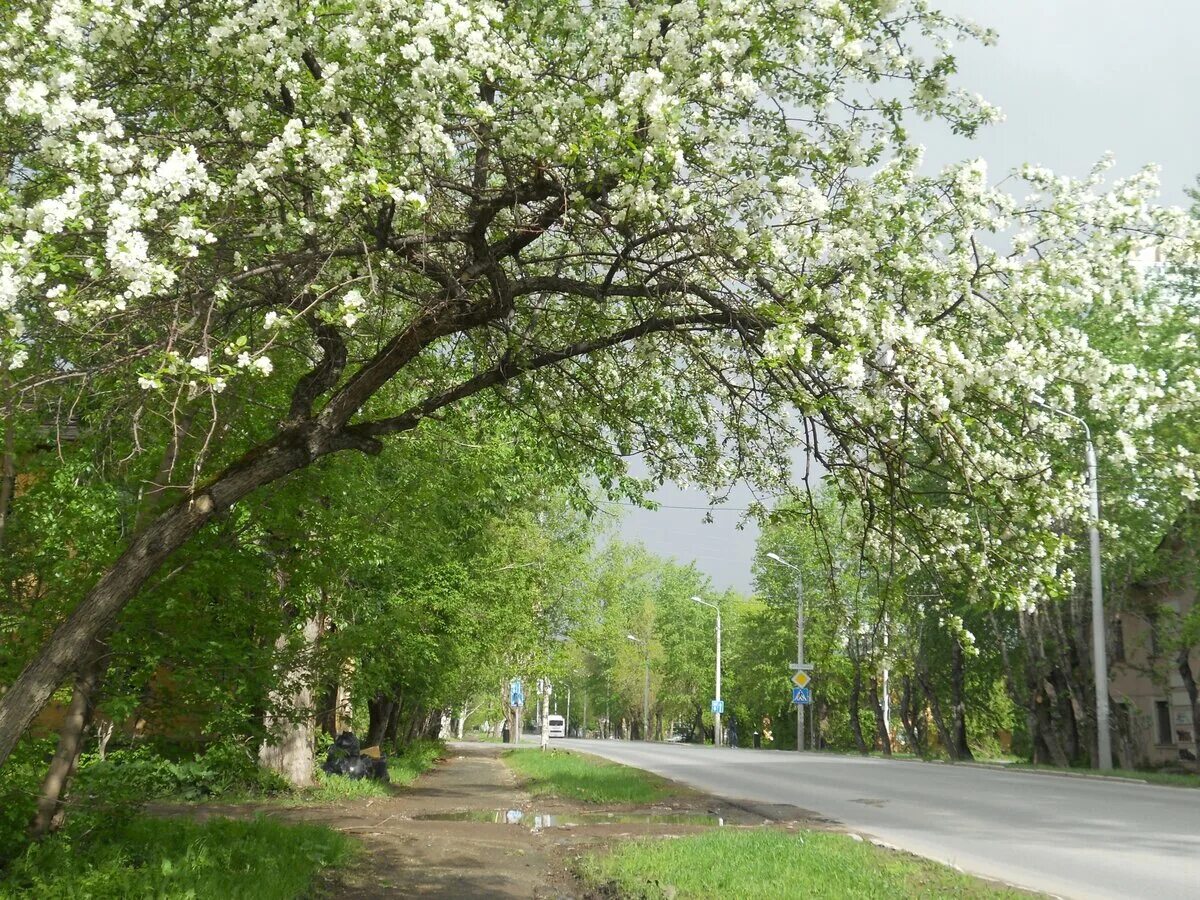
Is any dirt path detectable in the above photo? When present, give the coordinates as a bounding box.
[160,743,814,898]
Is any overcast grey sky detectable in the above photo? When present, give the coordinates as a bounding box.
[613,0,1200,595]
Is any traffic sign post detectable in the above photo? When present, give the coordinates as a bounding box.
[507,679,524,745]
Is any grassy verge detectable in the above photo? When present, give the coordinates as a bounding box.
[580,830,1034,899]
[0,814,353,899]
[503,748,684,804]
[1008,763,1200,788]
[297,738,444,803]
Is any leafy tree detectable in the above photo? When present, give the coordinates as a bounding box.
[3,0,1198,773]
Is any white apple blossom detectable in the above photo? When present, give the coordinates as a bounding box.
[0,0,1195,613]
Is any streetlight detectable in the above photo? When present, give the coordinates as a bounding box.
[766,552,807,752]
[627,634,650,741]
[691,596,722,747]
[1033,396,1113,770]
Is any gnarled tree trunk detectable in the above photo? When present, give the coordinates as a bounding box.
[917,653,958,760]
[366,694,394,748]
[848,664,869,754]
[0,423,375,770]
[28,647,107,839]
[949,637,974,761]
[1180,647,1200,765]
[259,615,321,788]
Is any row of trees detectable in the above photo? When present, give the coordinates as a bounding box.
[547,486,1196,768]
[3,0,1200,856]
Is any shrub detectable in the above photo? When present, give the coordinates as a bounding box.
[0,814,353,899]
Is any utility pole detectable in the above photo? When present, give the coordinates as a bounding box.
[692,596,722,746]
[539,678,552,751]
[767,553,806,752]
[1034,397,1113,770]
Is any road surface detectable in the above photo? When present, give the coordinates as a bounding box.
[557,738,1200,899]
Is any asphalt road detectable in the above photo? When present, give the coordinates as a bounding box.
[556,738,1200,899]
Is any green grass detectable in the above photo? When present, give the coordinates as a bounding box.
[1009,763,1200,788]
[580,830,1033,899]
[301,769,395,803]
[503,749,684,804]
[0,814,354,899]
[385,738,444,787]
[297,738,444,804]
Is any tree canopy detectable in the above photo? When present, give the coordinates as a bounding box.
[2,0,1199,767]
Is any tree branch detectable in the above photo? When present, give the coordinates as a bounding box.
[346,311,738,440]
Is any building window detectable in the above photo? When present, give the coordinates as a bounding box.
[1155,701,1172,745]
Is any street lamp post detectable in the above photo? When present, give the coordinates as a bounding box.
[767,552,806,752]
[627,634,650,741]
[692,596,722,746]
[1034,398,1113,770]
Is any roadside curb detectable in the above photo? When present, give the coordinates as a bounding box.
[929,759,1149,785]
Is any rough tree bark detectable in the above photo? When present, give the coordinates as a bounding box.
[916,651,959,760]
[384,696,403,748]
[949,637,974,761]
[365,694,394,748]
[0,423,373,769]
[848,663,869,754]
[1179,647,1200,764]
[898,675,923,756]
[1019,609,1071,767]
[259,616,321,788]
[27,646,107,839]
[28,414,196,831]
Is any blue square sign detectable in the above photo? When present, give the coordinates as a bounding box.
[711,700,724,714]
[792,686,811,705]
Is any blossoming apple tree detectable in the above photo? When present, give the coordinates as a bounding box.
[1,0,1197,767]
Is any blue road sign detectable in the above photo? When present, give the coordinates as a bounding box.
[711,700,724,714]
[510,679,524,706]
[791,686,812,705]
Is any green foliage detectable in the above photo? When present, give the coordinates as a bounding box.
[503,749,684,805]
[301,739,442,803]
[302,770,392,804]
[386,739,444,788]
[580,830,1032,899]
[0,815,353,899]
[559,540,738,742]
[0,739,52,865]
[75,741,289,807]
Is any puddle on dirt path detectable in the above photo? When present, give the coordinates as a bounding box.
[415,809,726,828]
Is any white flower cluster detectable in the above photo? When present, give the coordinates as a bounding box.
[2,0,1198,606]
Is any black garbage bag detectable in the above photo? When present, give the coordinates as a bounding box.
[320,731,389,781]
[333,731,360,755]
[369,757,390,782]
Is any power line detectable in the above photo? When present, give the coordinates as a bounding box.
[611,501,758,512]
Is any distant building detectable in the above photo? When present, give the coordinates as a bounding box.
[1109,521,1199,769]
